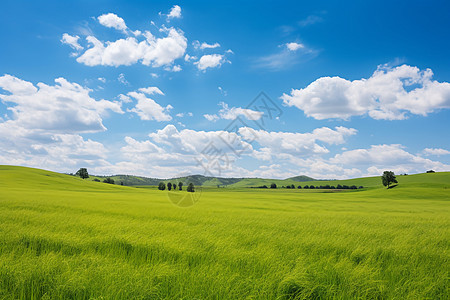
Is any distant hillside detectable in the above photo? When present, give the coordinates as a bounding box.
[81,169,450,189]
[287,175,316,182]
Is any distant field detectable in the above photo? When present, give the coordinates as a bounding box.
[0,165,449,299]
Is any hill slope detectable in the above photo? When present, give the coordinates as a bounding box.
[0,165,449,299]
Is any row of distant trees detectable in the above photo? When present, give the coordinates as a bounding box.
[256,183,363,189]
[158,181,195,192]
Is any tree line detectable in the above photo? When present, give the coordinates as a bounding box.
[158,181,195,192]
[254,183,363,189]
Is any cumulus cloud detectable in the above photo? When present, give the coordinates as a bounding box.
[423,148,450,156]
[0,75,125,173]
[164,64,182,72]
[204,102,264,121]
[167,5,182,19]
[138,86,164,95]
[98,13,128,32]
[195,54,226,71]
[127,90,172,121]
[203,114,219,122]
[285,42,304,51]
[281,64,450,120]
[61,33,83,51]
[240,126,357,160]
[98,125,360,178]
[0,74,122,133]
[199,42,220,49]
[76,23,187,67]
[64,9,233,72]
[331,144,450,175]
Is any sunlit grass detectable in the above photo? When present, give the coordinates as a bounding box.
[0,165,449,299]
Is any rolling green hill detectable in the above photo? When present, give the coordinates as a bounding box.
[0,165,449,299]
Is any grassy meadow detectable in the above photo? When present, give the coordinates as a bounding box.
[0,165,449,299]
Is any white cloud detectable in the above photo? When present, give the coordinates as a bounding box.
[118,73,129,85]
[98,125,359,178]
[150,73,159,78]
[98,77,106,83]
[98,13,128,32]
[195,54,226,71]
[127,91,172,121]
[204,102,264,122]
[285,42,304,51]
[203,114,219,122]
[118,94,132,103]
[138,86,164,95]
[61,33,83,51]
[423,148,450,156]
[184,54,196,61]
[331,144,450,175]
[0,74,122,133]
[0,75,124,174]
[240,126,357,160]
[164,65,182,72]
[281,64,450,120]
[176,112,193,118]
[167,5,182,19]
[76,27,187,67]
[200,42,220,49]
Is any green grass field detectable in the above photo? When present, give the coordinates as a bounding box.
[0,165,449,299]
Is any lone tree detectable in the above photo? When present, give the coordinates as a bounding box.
[187,183,195,193]
[382,171,398,188]
[178,182,183,191]
[75,168,89,179]
[167,182,172,191]
[158,182,166,191]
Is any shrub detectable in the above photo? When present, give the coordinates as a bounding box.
[270,183,277,189]
[103,178,115,184]
[426,170,435,173]
[93,178,100,182]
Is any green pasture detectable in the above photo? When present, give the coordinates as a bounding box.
[0,165,449,299]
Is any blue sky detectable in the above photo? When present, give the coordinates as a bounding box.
[1,0,449,179]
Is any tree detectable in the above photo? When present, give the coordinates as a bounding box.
[173,183,177,190]
[187,183,195,192]
[103,177,114,184]
[158,182,166,191]
[93,178,100,182]
[167,182,172,191]
[270,183,277,189]
[75,168,89,179]
[381,171,398,188]
[297,185,302,189]
[178,182,183,191]
[290,184,295,189]
[426,170,435,173]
